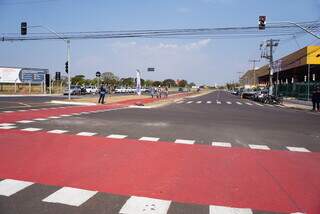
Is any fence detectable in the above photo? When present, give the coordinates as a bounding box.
[276,82,320,100]
[0,83,66,94]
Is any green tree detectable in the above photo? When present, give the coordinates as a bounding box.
[162,79,177,87]
[144,80,154,87]
[71,75,85,85]
[121,77,135,87]
[152,81,162,87]
[178,79,188,87]
[101,72,119,86]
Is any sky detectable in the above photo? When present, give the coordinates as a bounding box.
[0,0,320,85]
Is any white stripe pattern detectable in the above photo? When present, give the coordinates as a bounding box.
[216,101,221,104]
[48,129,69,134]
[48,116,61,119]
[76,132,97,136]
[212,142,232,147]
[17,120,34,124]
[187,101,193,104]
[42,187,97,207]
[107,134,127,139]
[245,102,253,106]
[0,179,33,196]
[0,123,15,126]
[196,101,202,104]
[139,137,160,142]
[34,118,48,121]
[175,139,195,145]
[210,205,253,214]
[0,126,17,129]
[248,144,270,150]
[286,147,310,152]
[207,101,212,104]
[21,128,42,132]
[226,101,232,104]
[120,196,171,214]
[236,102,243,105]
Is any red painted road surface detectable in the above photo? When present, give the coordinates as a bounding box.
[0,129,319,213]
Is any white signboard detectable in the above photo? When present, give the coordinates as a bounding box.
[0,68,22,83]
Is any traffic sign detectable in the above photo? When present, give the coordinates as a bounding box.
[96,71,101,77]
[147,68,155,72]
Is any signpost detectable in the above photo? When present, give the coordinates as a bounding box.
[96,71,101,87]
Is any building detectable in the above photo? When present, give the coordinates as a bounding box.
[240,46,320,99]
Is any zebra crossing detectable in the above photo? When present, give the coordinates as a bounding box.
[176,99,277,108]
[0,178,281,213]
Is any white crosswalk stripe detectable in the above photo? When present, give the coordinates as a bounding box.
[216,101,221,104]
[139,137,160,142]
[248,144,270,150]
[245,102,253,106]
[236,102,243,105]
[212,142,232,147]
[17,120,34,123]
[286,147,310,152]
[0,126,17,129]
[34,118,48,121]
[107,134,127,139]
[210,205,253,214]
[42,187,97,207]
[196,101,202,104]
[255,103,264,106]
[48,129,69,134]
[21,128,43,132]
[0,123,15,126]
[120,196,171,214]
[187,101,193,104]
[226,101,232,104]
[60,114,72,117]
[207,101,212,104]
[3,111,14,113]
[76,132,97,136]
[0,179,33,196]
[175,139,195,145]
[48,116,61,119]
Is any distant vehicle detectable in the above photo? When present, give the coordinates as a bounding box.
[64,85,81,95]
[241,90,256,99]
[85,86,98,94]
[178,87,184,92]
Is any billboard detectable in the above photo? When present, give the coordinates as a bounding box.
[0,67,48,84]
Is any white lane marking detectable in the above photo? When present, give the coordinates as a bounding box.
[196,101,202,104]
[255,103,264,107]
[29,109,38,111]
[187,101,193,104]
[212,142,232,147]
[175,139,195,145]
[207,101,212,104]
[266,104,274,107]
[34,118,48,121]
[48,116,61,119]
[0,126,17,129]
[18,110,27,112]
[42,187,97,207]
[17,120,34,123]
[60,114,72,117]
[248,144,270,150]
[245,102,253,106]
[139,137,160,142]
[0,179,33,196]
[216,101,221,104]
[209,205,253,214]
[176,101,184,104]
[236,102,243,105]
[48,129,69,134]
[286,147,310,152]
[21,128,43,132]
[3,111,14,113]
[120,196,171,214]
[226,101,232,105]
[76,132,97,136]
[107,134,127,139]
[0,123,15,126]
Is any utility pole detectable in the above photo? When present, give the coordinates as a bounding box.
[249,59,260,87]
[260,39,279,95]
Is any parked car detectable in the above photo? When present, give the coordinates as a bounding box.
[63,85,81,95]
[241,90,256,99]
[85,86,98,94]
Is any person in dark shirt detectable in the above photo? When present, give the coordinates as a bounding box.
[311,86,320,111]
[98,85,107,104]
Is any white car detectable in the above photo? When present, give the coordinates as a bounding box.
[85,86,98,94]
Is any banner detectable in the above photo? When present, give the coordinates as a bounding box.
[136,70,141,96]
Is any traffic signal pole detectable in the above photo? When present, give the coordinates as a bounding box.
[67,40,71,100]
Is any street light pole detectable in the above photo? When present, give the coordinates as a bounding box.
[249,59,260,87]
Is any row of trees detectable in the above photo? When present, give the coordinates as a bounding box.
[69,72,195,88]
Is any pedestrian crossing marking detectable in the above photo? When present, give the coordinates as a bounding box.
[175,139,195,145]
[76,132,97,136]
[139,137,160,141]
[0,179,33,197]
[286,147,310,152]
[21,128,43,132]
[245,102,253,106]
[48,129,69,134]
[226,101,232,104]
[187,101,193,104]
[248,144,270,150]
[0,123,15,126]
[236,102,243,105]
[17,120,34,123]
[207,101,212,104]
[209,205,253,214]
[107,134,127,139]
[212,142,232,147]
[216,101,222,104]
[42,187,97,207]
[196,101,202,104]
[120,196,171,214]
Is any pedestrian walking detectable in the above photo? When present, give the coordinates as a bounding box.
[98,85,107,104]
[151,87,155,98]
[164,86,168,98]
[312,86,320,111]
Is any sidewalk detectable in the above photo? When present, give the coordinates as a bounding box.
[282,98,313,110]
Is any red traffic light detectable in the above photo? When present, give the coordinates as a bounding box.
[21,22,27,35]
[259,16,266,30]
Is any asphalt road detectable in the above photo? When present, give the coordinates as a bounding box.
[0,90,319,214]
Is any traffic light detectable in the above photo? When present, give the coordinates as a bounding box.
[45,74,50,87]
[259,16,266,30]
[21,22,27,35]
[65,61,68,73]
[55,72,61,81]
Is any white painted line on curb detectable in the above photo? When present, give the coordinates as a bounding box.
[286,147,310,152]
[248,144,270,150]
[76,132,97,136]
[48,130,69,134]
[107,134,127,139]
[3,111,14,113]
[0,123,15,126]
[139,137,160,142]
[18,110,27,112]
[21,128,42,132]
[34,118,48,121]
[175,139,195,145]
[60,114,72,117]
[0,126,17,129]
[236,102,243,105]
[120,196,171,214]
[212,142,232,147]
[209,205,253,214]
[48,116,61,119]
[17,120,34,124]
[0,179,33,197]
[42,187,97,207]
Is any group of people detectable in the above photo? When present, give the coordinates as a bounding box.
[150,86,169,99]
[312,87,320,111]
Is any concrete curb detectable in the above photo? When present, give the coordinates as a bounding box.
[50,100,97,106]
